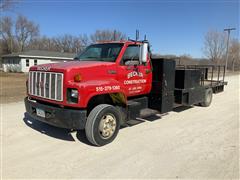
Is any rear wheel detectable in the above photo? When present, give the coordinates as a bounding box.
[85,104,121,146]
[200,88,213,107]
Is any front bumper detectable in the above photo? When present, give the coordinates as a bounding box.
[24,97,87,130]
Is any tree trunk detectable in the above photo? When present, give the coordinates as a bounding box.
[232,58,235,72]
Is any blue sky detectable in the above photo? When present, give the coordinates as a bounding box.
[2,0,239,58]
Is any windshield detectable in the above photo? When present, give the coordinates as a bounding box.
[75,43,123,62]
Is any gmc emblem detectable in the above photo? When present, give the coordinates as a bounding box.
[37,66,51,71]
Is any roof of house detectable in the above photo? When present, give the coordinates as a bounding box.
[1,50,76,60]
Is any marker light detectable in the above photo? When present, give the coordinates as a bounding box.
[74,74,82,82]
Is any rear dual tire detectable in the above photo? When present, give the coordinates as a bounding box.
[85,104,121,146]
[200,88,213,107]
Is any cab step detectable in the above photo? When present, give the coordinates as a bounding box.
[127,96,148,120]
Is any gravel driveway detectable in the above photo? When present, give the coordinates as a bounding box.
[1,75,239,179]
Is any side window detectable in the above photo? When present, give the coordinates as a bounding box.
[26,59,29,67]
[34,59,37,65]
[122,45,140,65]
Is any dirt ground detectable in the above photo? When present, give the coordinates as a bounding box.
[0,72,28,104]
[1,74,239,179]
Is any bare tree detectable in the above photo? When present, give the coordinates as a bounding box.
[228,39,240,71]
[54,34,90,53]
[0,0,19,11]
[28,36,52,51]
[15,15,39,52]
[1,21,125,55]
[51,35,72,52]
[91,29,126,42]
[79,34,89,47]
[203,30,227,65]
[29,36,58,52]
[28,34,90,53]
[71,36,86,53]
[74,35,89,53]
[0,16,15,53]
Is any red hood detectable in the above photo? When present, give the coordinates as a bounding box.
[30,60,117,82]
[30,61,115,73]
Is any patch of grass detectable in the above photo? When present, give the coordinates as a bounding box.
[0,72,28,103]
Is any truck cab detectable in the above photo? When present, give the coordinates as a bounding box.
[25,40,153,146]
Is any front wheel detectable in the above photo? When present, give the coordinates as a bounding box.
[85,104,121,146]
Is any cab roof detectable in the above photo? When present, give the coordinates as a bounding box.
[95,40,143,45]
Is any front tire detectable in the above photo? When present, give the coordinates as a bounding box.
[85,104,121,146]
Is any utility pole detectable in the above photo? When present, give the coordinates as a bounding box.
[224,27,236,71]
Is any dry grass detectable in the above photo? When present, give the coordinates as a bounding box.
[0,72,28,104]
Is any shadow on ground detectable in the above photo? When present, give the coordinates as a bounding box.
[23,110,165,145]
[123,110,165,128]
[173,106,193,113]
[23,112,93,145]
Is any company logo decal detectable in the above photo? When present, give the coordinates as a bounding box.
[127,71,143,79]
[37,66,51,71]
[125,71,146,85]
[124,79,146,85]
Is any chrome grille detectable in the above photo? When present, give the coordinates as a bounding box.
[28,71,63,101]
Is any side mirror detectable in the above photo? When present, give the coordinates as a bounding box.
[139,43,148,63]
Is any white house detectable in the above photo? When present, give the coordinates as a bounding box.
[1,50,75,72]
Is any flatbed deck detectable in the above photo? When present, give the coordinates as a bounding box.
[176,65,227,93]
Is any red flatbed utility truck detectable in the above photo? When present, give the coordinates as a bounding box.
[25,40,227,146]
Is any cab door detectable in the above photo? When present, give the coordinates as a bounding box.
[117,45,152,97]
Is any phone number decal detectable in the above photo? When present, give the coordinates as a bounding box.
[96,85,120,92]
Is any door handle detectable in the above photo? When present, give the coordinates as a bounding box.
[126,66,138,71]
[126,66,132,70]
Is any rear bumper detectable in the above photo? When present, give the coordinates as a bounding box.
[24,97,87,130]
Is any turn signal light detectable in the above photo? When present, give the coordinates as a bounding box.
[74,74,82,82]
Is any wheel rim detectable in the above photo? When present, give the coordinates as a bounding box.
[98,113,117,139]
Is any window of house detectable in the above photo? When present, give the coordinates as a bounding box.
[26,59,29,67]
[34,59,37,66]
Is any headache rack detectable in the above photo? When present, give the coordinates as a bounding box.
[176,65,228,93]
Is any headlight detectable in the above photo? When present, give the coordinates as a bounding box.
[67,88,78,103]
[71,89,78,98]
